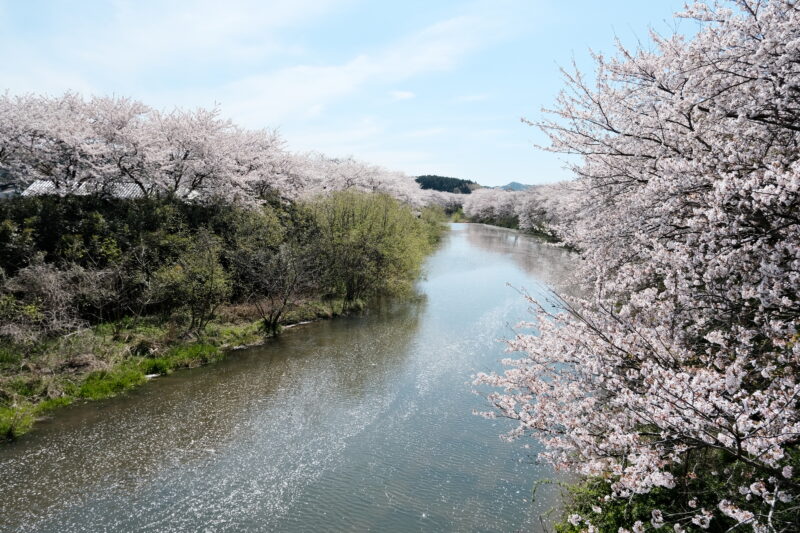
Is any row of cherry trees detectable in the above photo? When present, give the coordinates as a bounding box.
[462,182,577,234]
[462,188,517,223]
[477,1,799,531]
[282,152,460,209]
[0,93,458,208]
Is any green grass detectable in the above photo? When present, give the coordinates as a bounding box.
[0,404,34,441]
[34,396,73,413]
[135,342,224,375]
[74,344,222,399]
[161,343,222,368]
[203,320,262,347]
[76,367,147,400]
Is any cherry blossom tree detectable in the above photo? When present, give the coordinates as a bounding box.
[1,93,450,211]
[513,181,578,235]
[286,153,437,207]
[0,93,105,192]
[461,182,578,235]
[463,188,518,223]
[476,1,800,531]
[121,106,289,202]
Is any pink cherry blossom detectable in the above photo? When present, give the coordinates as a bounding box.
[476,1,800,531]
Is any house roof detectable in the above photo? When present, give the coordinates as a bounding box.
[21,180,145,199]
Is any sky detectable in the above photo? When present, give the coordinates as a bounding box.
[0,0,690,186]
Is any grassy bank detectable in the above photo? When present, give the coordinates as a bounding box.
[0,297,365,441]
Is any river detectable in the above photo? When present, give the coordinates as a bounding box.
[0,223,575,532]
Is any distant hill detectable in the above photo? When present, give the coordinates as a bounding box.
[498,181,532,191]
[415,175,478,194]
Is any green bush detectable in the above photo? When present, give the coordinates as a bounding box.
[151,231,231,332]
[556,450,800,532]
[554,478,671,533]
[6,376,45,397]
[0,344,22,368]
[0,196,292,333]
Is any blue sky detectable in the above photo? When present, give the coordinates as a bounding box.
[0,0,689,186]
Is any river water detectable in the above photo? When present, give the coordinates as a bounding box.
[1,223,574,532]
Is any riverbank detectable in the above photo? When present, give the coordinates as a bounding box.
[1,223,574,532]
[0,297,371,441]
[1,192,448,442]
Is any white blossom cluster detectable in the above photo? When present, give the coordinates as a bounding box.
[476,1,800,531]
[0,93,458,208]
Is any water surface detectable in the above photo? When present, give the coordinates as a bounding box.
[1,223,574,532]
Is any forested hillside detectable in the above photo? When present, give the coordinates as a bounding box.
[415,174,477,194]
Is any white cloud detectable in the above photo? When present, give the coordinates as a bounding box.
[389,90,415,100]
[72,0,347,72]
[0,0,349,98]
[475,128,508,136]
[352,149,435,173]
[284,117,436,173]
[0,66,96,97]
[0,0,517,128]
[287,116,386,153]
[211,12,510,127]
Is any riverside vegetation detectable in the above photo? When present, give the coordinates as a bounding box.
[0,192,445,440]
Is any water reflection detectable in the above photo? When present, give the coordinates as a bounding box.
[463,223,575,289]
[1,223,576,533]
[2,303,424,532]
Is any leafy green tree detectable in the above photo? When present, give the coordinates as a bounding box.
[152,230,231,333]
[309,191,439,302]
